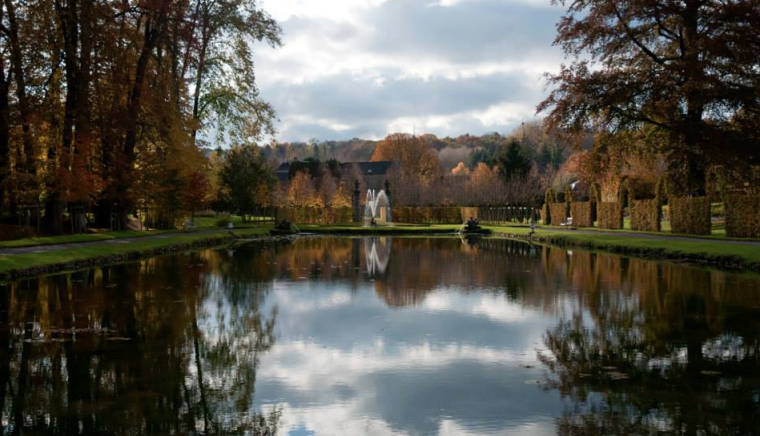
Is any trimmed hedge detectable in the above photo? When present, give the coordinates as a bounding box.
[670,197,711,235]
[393,207,474,224]
[276,207,353,224]
[460,207,480,221]
[598,202,623,229]
[630,199,661,232]
[544,189,556,225]
[571,202,593,227]
[549,203,567,226]
[725,194,760,238]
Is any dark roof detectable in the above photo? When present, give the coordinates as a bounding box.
[274,162,291,173]
[273,162,291,183]
[340,161,397,176]
[272,160,398,183]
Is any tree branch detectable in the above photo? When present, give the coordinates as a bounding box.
[612,4,667,66]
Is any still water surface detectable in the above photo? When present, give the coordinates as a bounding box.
[1,237,759,435]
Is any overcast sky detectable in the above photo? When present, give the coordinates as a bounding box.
[254,0,564,142]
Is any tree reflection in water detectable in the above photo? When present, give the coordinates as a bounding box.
[0,251,280,435]
[537,250,760,436]
[0,238,758,435]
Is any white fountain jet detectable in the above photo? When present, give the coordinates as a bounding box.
[364,189,388,220]
[365,237,391,276]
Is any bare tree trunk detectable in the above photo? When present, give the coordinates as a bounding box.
[118,4,168,229]
[46,0,84,234]
[0,50,9,216]
[190,18,211,147]
[4,0,36,187]
[680,0,706,196]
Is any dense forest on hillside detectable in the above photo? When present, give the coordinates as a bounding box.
[261,121,576,173]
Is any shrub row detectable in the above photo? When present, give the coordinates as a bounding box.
[725,194,760,238]
[478,206,533,224]
[571,202,593,228]
[276,207,353,224]
[598,202,623,229]
[549,203,567,226]
[670,197,711,235]
[393,207,464,224]
[460,207,480,221]
[630,199,661,232]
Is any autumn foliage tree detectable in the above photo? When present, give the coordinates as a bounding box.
[371,133,440,181]
[185,172,212,223]
[0,0,280,232]
[539,0,760,195]
[451,162,469,176]
[288,171,319,207]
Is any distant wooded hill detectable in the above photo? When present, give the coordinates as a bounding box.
[260,122,582,173]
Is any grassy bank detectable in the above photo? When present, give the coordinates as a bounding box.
[0,229,180,249]
[486,225,760,271]
[0,226,272,279]
[299,223,463,234]
[4,221,760,279]
[0,215,264,249]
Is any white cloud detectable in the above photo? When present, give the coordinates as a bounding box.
[254,0,565,141]
[261,0,389,22]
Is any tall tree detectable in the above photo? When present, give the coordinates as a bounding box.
[4,0,35,180]
[0,11,9,213]
[217,145,273,220]
[539,0,760,194]
[495,139,531,182]
[188,0,281,147]
[0,0,281,232]
[371,133,440,180]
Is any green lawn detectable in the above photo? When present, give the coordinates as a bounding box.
[485,225,760,266]
[192,215,268,228]
[0,229,177,249]
[0,215,263,249]
[537,219,749,241]
[0,226,272,277]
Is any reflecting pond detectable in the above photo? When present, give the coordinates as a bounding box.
[1,237,759,435]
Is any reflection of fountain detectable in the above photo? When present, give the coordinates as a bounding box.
[364,237,391,276]
[364,189,390,226]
